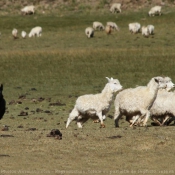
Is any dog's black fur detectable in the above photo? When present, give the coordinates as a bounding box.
[0,84,6,120]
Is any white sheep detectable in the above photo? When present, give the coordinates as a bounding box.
[141,26,149,37]
[85,27,94,38]
[66,77,123,128]
[28,26,42,38]
[21,5,35,15]
[147,25,155,35]
[21,31,27,39]
[129,77,174,126]
[129,22,141,34]
[12,28,18,39]
[106,22,119,31]
[114,77,166,127]
[93,21,105,31]
[110,3,121,13]
[150,77,175,126]
[148,6,162,16]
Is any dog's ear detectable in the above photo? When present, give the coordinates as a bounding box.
[0,84,3,91]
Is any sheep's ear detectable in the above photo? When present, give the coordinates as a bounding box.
[106,77,111,82]
[110,77,114,81]
[154,78,159,83]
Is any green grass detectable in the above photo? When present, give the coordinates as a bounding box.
[1,8,175,174]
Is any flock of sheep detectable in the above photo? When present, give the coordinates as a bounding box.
[12,3,161,39]
[2,3,170,130]
[12,26,42,39]
[85,3,162,38]
[66,76,175,129]
[11,5,42,39]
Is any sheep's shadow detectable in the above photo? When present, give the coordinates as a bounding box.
[106,135,122,139]
[0,134,14,137]
[0,154,10,157]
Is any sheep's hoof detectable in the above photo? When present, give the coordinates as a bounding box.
[93,120,100,123]
[100,124,105,128]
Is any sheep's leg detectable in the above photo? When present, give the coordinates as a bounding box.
[93,115,106,123]
[152,117,162,126]
[114,112,122,127]
[130,115,140,127]
[66,107,79,128]
[77,115,83,128]
[97,112,105,128]
[141,110,150,127]
[77,122,83,128]
[162,116,170,126]
[77,117,89,128]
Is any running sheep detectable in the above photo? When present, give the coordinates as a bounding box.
[28,26,42,37]
[110,3,121,13]
[66,77,123,128]
[93,22,105,31]
[85,27,94,38]
[150,77,175,126]
[129,77,174,126]
[21,5,35,15]
[148,6,162,16]
[114,77,166,127]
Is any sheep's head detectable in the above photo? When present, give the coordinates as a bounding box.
[154,76,167,89]
[164,77,175,91]
[106,77,123,92]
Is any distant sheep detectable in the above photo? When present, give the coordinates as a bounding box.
[106,22,119,31]
[141,26,149,37]
[21,5,35,15]
[0,84,6,120]
[114,77,166,127]
[147,25,154,35]
[105,25,112,35]
[129,22,141,34]
[66,77,123,128]
[148,6,162,16]
[85,27,94,38]
[28,26,42,38]
[21,31,27,38]
[12,28,18,39]
[93,21,105,31]
[110,3,121,13]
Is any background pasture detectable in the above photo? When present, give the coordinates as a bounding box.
[0,6,175,174]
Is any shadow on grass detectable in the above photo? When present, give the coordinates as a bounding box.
[0,134,14,137]
[107,135,122,139]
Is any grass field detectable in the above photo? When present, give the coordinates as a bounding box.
[0,7,175,175]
